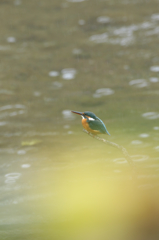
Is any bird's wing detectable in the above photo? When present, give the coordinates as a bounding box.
[88,119,107,134]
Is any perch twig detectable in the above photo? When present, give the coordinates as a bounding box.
[83,129,135,176]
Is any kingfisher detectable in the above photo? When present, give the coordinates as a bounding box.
[71,111,110,135]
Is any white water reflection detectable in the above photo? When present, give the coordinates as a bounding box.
[150,77,159,82]
[139,133,149,138]
[78,19,85,25]
[146,27,159,36]
[67,131,73,134]
[10,111,18,116]
[131,155,149,162]
[17,150,26,155]
[0,46,10,51]
[124,65,129,70]
[150,66,159,72]
[93,88,114,98]
[131,140,142,145]
[0,193,54,208]
[14,0,21,5]
[89,33,108,43]
[129,79,148,88]
[49,71,59,77]
[114,169,122,173]
[7,37,16,43]
[10,110,25,116]
[142,112,159,120]
[63,125,70,129]
[5,173,21,184]
[21,164,31,168]
[24,131,58,137]
[89,28,135,45]
[61,68,77,80]
[33,91,41,97]
[62,110,75,120]
[44,97,56,102]
[154,146,159,151]
[52,81,63,89]
[97,16,111,24]
[0,122,7,126]
[113,158,127,164]
[110,36,134,46]
[0,104,26,111]
[0,89,14,95]
[151,13,159,21]
[0,148,15,154]
[139,22,153,29]
[89,19,157,46]
[0,110,25,119]
[4,132,21,137]
[145,163,159,168]
[153,126,159,130]
[72,48,82,55]
[113,25,138,35]
[0,105,26,119]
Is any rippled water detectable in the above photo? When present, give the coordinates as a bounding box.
[0,0,159,239]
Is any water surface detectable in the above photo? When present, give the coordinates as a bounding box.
[0,0,159,239]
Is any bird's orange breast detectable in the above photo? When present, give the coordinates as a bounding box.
[82,118,100,134]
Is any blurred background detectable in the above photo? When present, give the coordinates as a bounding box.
[0,0,159,239]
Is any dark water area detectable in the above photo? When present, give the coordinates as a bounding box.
[0,0,159,239]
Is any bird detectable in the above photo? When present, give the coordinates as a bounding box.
[71,111,110,135]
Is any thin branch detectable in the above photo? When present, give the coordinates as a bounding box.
[83,129,135,171]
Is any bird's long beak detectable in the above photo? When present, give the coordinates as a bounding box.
[71,111,84,115]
